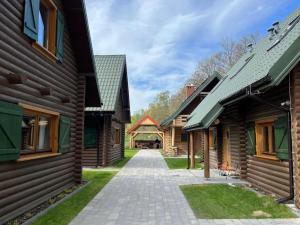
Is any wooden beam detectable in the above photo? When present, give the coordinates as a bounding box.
[5,73,28,84]
[61,96,71,103]
[131,131,164,134]
[190,132,195,168]
[204,129,210,178]
[39,87,53,96]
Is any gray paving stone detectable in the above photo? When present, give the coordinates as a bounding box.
[69,150,300,225]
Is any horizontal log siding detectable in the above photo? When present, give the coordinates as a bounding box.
[82,149,98,167]
[163,128,174,156]
[247,156,290,197]
[209,150,219,169]
[220,104,246,174]
[291,66,300,208]
[82,117,102,167]
[108,119,125,165]
[0,153,75,223]
[0,1,81,223]
[175,127,188,155]
[245,78,290,198]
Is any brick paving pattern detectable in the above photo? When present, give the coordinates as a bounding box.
[70,150,300,225]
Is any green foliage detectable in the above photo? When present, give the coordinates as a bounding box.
[147,91,171,123]
[164,157,203,169]
[181,184,296,219]
[31,171,116,225]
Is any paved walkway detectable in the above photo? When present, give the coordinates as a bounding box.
[70,150,300,225]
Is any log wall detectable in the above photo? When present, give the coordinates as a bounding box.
[0,1,85,223]
[291,66,300,208]
[244,78,290,198]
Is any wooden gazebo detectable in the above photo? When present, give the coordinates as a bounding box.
[127,115,164,149]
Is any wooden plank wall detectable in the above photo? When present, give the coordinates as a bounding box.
[247,156,290,197]
[291,66,300,208]
[0,0,82,223]
[175,127,188,154]
[109,119,125,165]
[219,104,246,172]
[209,150,219,168]
[82,116,102,167]
[163,128,173,156]
[244,78,290,198]
[82,149,98,167]
[193,130,204,158]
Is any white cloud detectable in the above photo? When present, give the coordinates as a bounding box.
[85,0,294,112]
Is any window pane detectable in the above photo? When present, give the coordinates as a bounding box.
[21,115,36,151]
[37,116,51,151]
[38,4,48,47]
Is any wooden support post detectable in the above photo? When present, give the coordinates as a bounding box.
[171,126,175,147]
[5,73,28,84]
[204,129,210,178]
[190,132,195,168]
[162,132,165,150]
[129,136,132,148]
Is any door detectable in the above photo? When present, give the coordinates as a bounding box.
[222,126,231,167]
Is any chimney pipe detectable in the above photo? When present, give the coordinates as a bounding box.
[268,27,275,40]
[247,43,253,53]
[273,21,280,33]
[186,84,196,99]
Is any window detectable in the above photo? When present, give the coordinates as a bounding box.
[181,132,188,142]
[32,0,57,60]
[20,104,59,155]
[113,128,121,145]
[255,119,277,159]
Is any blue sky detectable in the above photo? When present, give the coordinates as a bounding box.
[85,0,299,113]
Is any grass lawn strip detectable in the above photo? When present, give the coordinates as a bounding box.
[181,184,296,219]
[164,157,203,169]
[31,171,116,225]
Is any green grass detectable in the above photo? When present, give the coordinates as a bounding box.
[164,157,203,169]
[112,148,138,168]
[181,184,296,219]
[31,171,116,225]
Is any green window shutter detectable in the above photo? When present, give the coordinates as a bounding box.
[84,127,98,149]
[212,127,217,148]
[59,116,71,153]
[246,122,256,155]
[274,116,289,160]
[56,10,64,62]
[23,0,40,41]
[0,101,22,161]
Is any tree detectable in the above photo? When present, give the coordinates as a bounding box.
[147,91,171,122]
[129,33,260,130]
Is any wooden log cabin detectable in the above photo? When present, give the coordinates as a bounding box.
[82,55,131,167]
[160,73,221,157]
[0,0,100,223]
[184,8,300,207]
[127,115,163,149]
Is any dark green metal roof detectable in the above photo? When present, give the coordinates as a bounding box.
[160,72,222,127]
[185,8,300,130]
[94,55,126,112]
